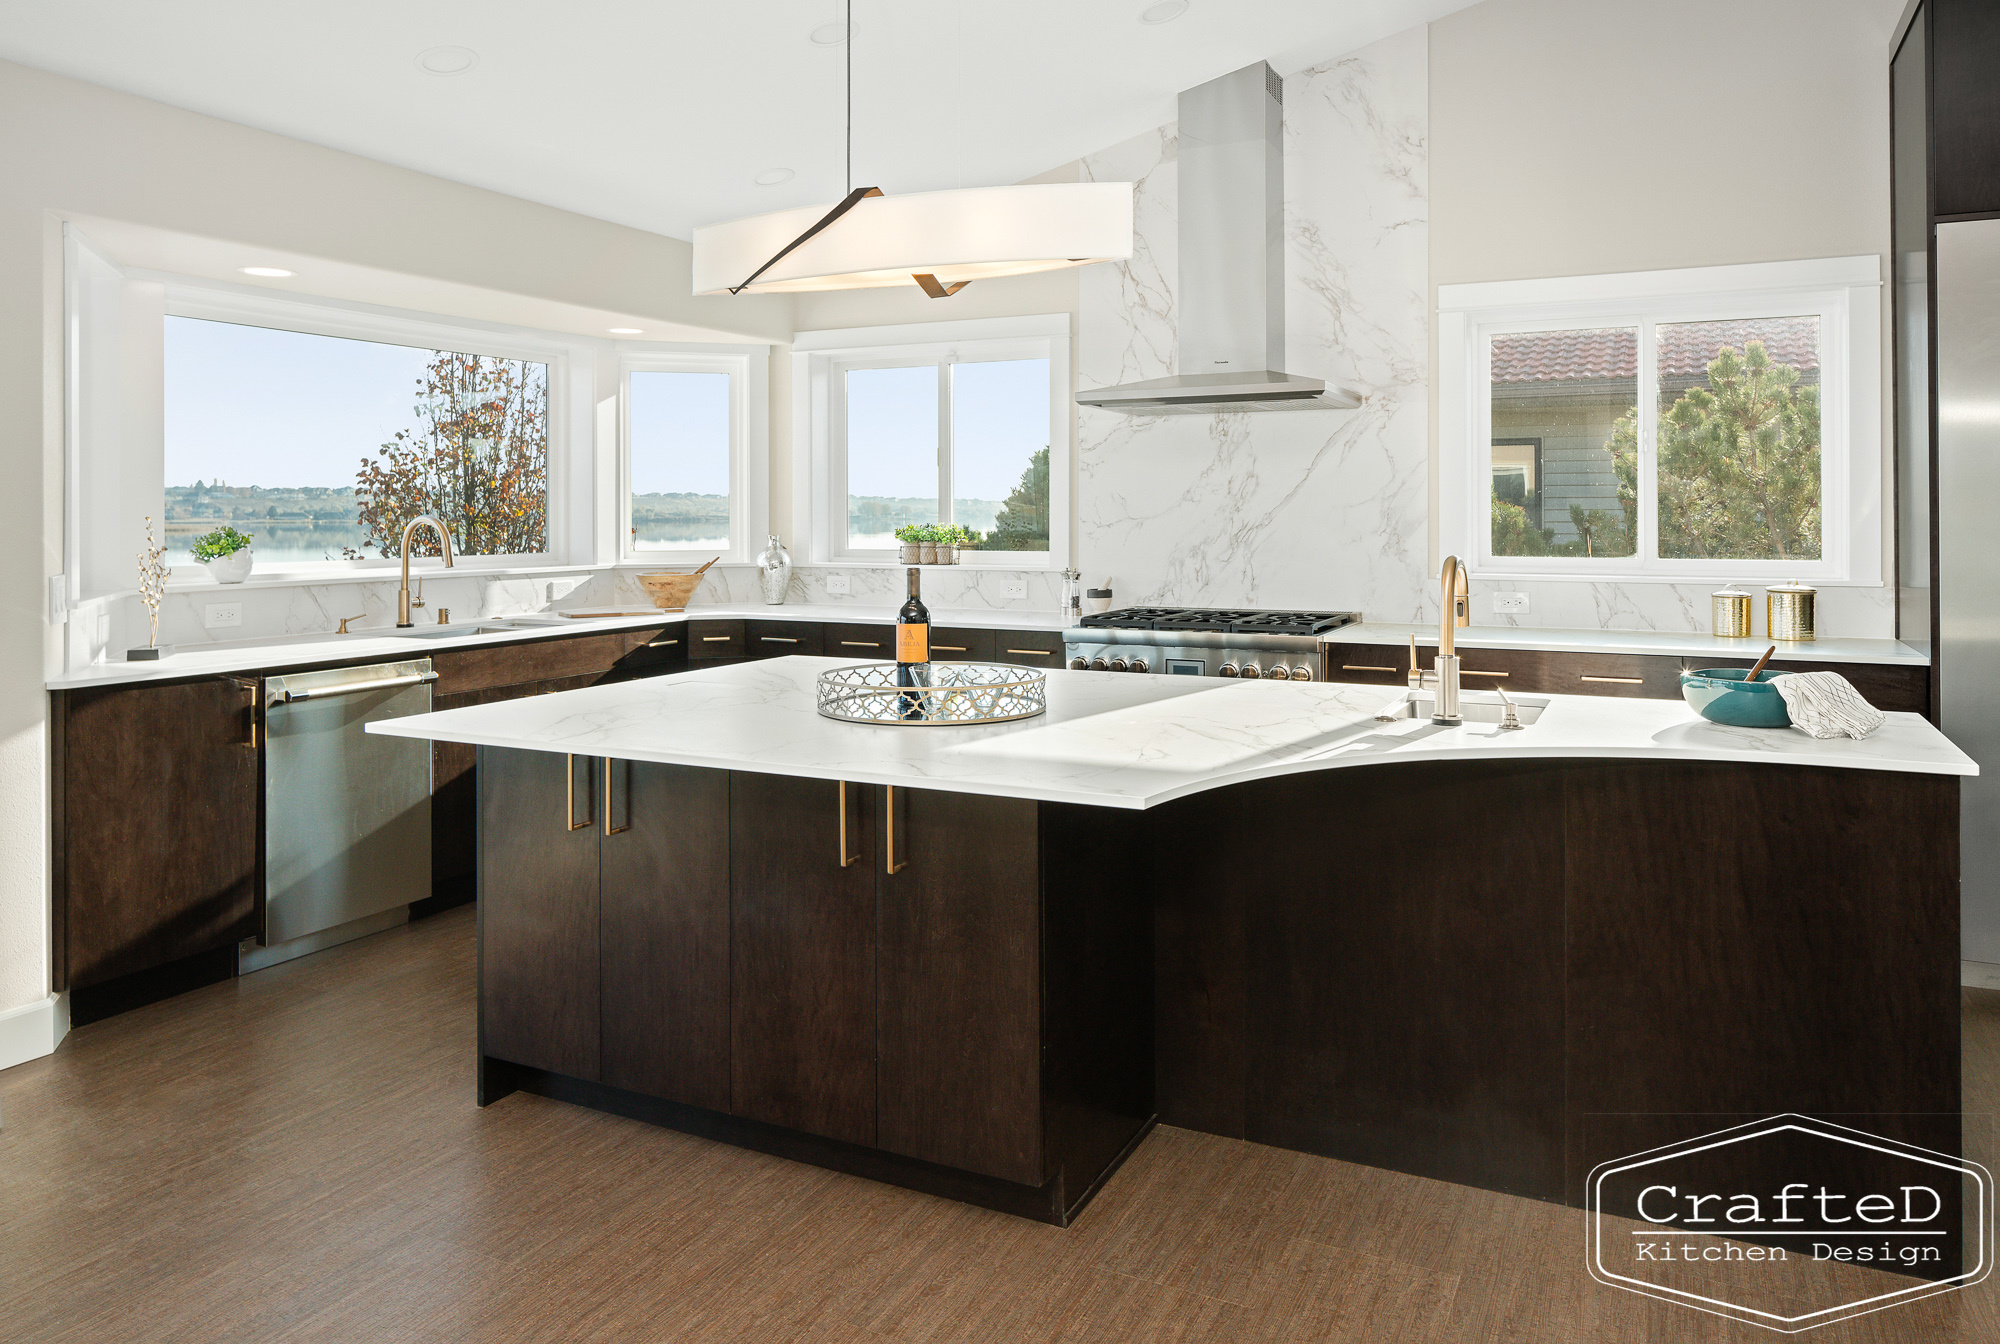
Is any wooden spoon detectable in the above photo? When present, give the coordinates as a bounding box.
[1744,644,1777,682]
[690,557,720,577]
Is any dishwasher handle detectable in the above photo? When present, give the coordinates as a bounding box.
[270,670,438,704]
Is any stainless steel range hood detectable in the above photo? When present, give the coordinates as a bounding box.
[1078,62,1362,415]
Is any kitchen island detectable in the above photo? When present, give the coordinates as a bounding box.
[372,658,1976,1226]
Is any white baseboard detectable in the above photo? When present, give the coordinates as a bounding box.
[0,993,70,1072]
[1964,961,2000,991]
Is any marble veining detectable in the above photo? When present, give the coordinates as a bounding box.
[367,656,1976,811]
[1075,26,1431,617]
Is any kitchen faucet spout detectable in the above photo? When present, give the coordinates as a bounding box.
[396,516,455,628]
[1432,556,1471,724]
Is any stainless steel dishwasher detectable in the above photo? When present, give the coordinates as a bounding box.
[247,658,437,970]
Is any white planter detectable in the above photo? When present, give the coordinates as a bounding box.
[899,542,922,564]
[203,549,254,584]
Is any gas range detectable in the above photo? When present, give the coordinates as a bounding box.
[1062,607,1362,680]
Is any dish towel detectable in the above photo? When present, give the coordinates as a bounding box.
[1770,671,1886,740]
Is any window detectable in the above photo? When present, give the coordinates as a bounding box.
[1438,258,1881,585]
[165,318,550,566]
[620,347,765,564]
[794,314,1071,565]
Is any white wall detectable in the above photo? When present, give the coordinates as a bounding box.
[0,58,787,1023]
[1428,0,1905,635]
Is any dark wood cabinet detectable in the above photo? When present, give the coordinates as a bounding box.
[991,629,1063,668]
[1324,640,1929,715]
[53,676,260,1000]
[825,622,891,658]
[745,619,824,657]
[875,787,1043,1184]
[599,761,732,1112]
[477,748,602,1082]
[728,771,878,1146]
[928,625,997,662]
[1927,0,2000,220]
[688,619,745,660]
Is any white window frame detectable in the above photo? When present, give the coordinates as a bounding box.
[154,278,597,581]
[1437,256,1883,586]
[617,343,768,567]
[792,313,1072,568]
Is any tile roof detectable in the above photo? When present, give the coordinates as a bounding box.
[1492,317,1820,385]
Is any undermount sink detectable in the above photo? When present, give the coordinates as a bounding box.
[1374,692,1549,726]
[394,622,522,639]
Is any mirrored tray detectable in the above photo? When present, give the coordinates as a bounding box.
[815,661,1048,726]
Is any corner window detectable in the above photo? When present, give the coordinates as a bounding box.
[164,316,551,566]
[795,315,1071,566]
[1439,257,1879,586]
[620,347,765,565]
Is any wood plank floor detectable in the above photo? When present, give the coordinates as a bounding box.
[2,905,1996,1343]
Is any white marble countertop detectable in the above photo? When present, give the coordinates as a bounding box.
[1323,621,1928,666]
[43,603,1070,691]
[366,656,1975,811]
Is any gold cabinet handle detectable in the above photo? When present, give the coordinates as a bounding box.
[1342,664,1397,673]
[647,636,679,647]
[223,676,261,748]
[839,640,880,647]
[886,785,907,875]
[1580,675,1643,685]
[702,635,733,642]
[837,780,860,868]
[932,645,968,653]
[1462,669,1509,678]
[760,636,800,643]
[603,757,630,836]
[565,754,591,832]
[1005,648,1052,657]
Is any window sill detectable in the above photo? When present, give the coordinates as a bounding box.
[1472,568,1879,588]
[164,559,605,593]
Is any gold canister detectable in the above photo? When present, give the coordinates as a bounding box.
[1766,581,1817,642]
[1711,585,1752,639]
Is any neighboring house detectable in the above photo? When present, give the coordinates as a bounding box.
[1491,316,1820,546]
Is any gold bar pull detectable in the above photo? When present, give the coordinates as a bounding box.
[837,780,860,867]
[886,785,907,875]
[1580,675,1644,685]
[603,757,630,836]
[1461,669,1509,678]
[1342,664,1397,673]
[565,755,591,832]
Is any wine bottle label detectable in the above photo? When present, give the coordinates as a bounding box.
[897,623,929,663]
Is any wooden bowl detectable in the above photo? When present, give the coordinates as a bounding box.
[638,570,708,611]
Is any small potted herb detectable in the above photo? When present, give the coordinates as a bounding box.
[191,525,256,584]
[894,524,923,565]
[936,524,958,565]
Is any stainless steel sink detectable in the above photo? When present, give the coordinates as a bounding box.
[1373,692,1549,726]
[395,623,521,639]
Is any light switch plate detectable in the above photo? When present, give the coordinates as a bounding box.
[205,602,243,629]
[1492,592,1530,615]
[825,574,851,595]
[546,577,582,602]
[1002,579,1029,600]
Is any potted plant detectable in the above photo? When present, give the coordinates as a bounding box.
[191,525,256,584]
[936,524,957,565]
[894,524,923,565]
[917,524,939,565]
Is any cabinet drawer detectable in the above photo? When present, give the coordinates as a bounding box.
[746,620,824,657]
[826,622,893,658]
[1326,643,1412,686]
[991,630,1063,668]
[929,626,996,662]
[688,619,745,660]
[616,626,689,670]
[433,629,668,695]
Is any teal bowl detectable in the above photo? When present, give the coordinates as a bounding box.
[1680,668,1792,728]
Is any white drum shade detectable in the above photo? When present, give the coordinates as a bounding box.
[692,182,1133,296]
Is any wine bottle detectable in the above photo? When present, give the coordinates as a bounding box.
[895,567,931,720]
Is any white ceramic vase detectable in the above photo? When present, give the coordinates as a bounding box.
[205,549,254,584]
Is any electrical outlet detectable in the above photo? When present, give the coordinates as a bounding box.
[1491,592,1530,615]
[546,577,582,602]
[1002,579,1029,601]
[204,602,243,629]
[825,574,851,595]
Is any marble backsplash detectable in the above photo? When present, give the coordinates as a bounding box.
[77,564,1067,665]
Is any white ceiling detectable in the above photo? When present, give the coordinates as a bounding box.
[0,0,1474,241]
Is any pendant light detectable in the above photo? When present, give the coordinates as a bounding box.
[691,0,1132,298]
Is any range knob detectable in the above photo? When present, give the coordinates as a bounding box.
[1267,664,1290,681]
[1089,657,1110,671]
[1218,662,1240,677]
[1128,658,1149,674]
[1109,657,1129,673]
[1289,665,1313,682]
[1068,657,1089,670]
[1239,661,1263,680]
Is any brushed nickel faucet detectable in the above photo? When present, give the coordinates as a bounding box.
[1432,555,1471,724]
[396,516,455,628]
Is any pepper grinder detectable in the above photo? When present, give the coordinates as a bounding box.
[1060,568,1082,622]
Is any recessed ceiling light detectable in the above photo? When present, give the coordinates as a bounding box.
[608,327,644,335]
[808,20,856,45]
[1139,0,1189,23]
[238,266,296,278]
[754,168,796,187]
[415,45,479,76]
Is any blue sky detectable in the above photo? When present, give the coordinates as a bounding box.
[846,358,1049,501]
[630,370,729,494]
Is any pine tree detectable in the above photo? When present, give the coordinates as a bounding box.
[987,446,1051,551]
